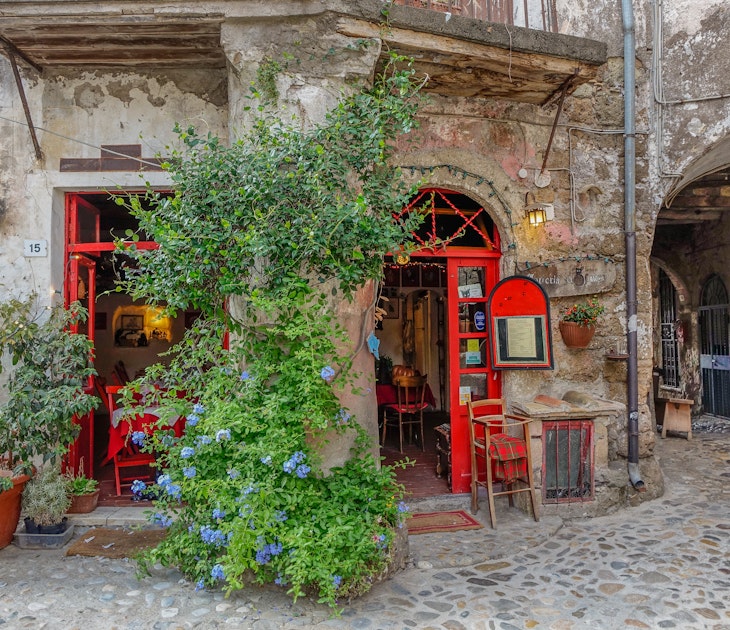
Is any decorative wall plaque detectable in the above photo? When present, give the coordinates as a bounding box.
[521,259,616,298]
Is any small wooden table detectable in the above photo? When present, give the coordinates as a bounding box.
[658,397,693,439]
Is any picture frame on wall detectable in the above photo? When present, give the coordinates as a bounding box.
[401,265,420,287]
[120,314,143,331]
[383,265,401,287]
[421,265,442,287]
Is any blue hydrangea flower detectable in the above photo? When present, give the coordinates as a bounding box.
[193,403,205,414]
[156,474,171,487]
[397,501,409,513]
[227,469,240,480]
[131,479,147,496]
[240,370,251,381]
[195,579,205,591]
[199,525,227,547]
[131,431,146,447]
[183,466,196,479]
[283,451,306,474]
[260,455,272,466]
[166,483,182,500]
[196,435,212,446]
[320,365,335,381]
[335,409,351,425]
[255,541,283,565]
[274,510,287,522]
[274,574,287,586]
[210,564,225,581]
[215,429,231,442]
[333,575,342,589]
[180,446,195,459]
[152,512,173,527]
[212,508,226,520]
[186,413,200,427]
[242,484,257,496]
[295,464,310,479]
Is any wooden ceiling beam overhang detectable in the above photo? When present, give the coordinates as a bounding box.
[337,12,605,104]
[0,14,226,68]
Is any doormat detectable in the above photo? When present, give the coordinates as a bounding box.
[406,510,483,535]
[65,527,166,559]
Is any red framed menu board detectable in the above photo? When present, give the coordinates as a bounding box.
[487,276,553,369]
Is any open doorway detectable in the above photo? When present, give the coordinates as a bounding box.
[376,189,502,498]
[377,257,449,497]
[64,191,188,501]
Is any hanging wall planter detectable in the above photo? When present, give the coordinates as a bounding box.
[559,321,596,348]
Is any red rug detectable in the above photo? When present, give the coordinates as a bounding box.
[406,510,483,535]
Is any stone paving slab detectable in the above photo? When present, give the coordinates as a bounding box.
[1,427,729,629]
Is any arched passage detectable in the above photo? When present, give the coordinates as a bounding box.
[653,138,730,418]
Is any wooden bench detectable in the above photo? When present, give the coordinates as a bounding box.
[657,398,693,440]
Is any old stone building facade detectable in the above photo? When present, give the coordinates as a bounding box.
[1,0,727,518]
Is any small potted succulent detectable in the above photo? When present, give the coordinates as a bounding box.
[559,297,605,348]
[64,459,100,514]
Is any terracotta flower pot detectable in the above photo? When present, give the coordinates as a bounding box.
[67,489,100,514]
[559,320,596,348]
[0,473,31,549]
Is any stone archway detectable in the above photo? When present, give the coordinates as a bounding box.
[652,141,730,415]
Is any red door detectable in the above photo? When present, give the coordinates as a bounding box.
[447,256,501,494]
[65,253,97,477]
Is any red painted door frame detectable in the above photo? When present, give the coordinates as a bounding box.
[399,187,503,494]
[445,254,501,494]
[63,192,158,477]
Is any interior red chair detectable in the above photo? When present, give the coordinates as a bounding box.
[467,398,539,528]
[381,375,428,453]
[105,385,156,496]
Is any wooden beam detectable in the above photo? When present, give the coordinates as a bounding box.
[337,17,598,89]
[658,210,722,222]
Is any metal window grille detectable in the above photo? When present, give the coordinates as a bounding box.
[542,420,594,503]
[659,269,680,389]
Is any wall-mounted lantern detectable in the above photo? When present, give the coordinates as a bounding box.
[524,192,554,227]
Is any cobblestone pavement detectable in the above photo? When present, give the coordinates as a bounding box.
[1,420,729,629]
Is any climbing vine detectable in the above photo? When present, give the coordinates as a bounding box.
[116,53,426,608]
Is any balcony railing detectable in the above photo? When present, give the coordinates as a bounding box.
[393,0,558,33]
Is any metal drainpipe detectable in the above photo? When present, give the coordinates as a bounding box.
[622,0,645,491]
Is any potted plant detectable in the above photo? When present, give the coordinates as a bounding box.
[21,464,72,534]
[559,297,605,348]
[64,459,100,514]
[0,296,97,548]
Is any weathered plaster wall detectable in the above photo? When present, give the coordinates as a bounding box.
[649,0,730,185]
[0,63,228,305]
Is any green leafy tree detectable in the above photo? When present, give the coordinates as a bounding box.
[119,53,426,608]
[0,297,97,491]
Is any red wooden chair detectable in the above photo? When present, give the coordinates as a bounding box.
[381,375,429,453]
[467,398,539,528]
[105,385,156,496]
